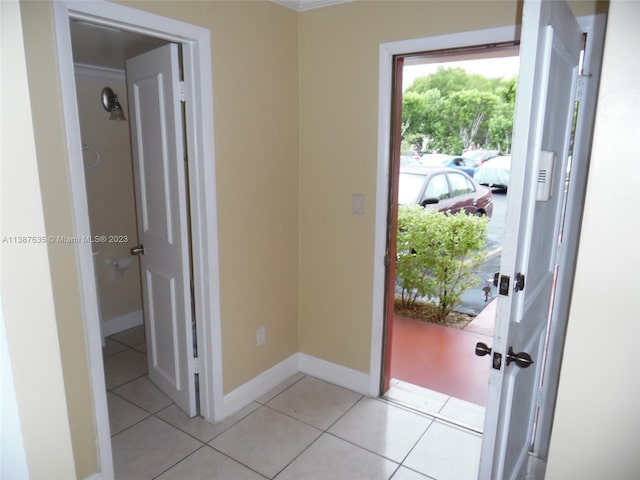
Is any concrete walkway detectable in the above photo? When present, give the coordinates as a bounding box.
[389,299,497,406]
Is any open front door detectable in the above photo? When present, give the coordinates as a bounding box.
[126,43,197,416]
[480,0,583,477]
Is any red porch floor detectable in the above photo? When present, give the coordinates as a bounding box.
[389,300,496,406]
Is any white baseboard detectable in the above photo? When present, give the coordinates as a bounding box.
[83,473,103,480]
[102,309,143,337]
[298,353,370,395]
[222,354,299,417]
[222,352,370,419]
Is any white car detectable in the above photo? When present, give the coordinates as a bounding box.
[474,155,511,190]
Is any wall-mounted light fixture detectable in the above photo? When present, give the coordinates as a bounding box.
[101,87,126,122]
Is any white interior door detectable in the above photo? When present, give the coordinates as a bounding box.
[126,43,197,416]
[479,0,583,478]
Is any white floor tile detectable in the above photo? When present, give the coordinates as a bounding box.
[439,396,485,431]
[156,446,265,480]
[385,379,450,417]
[113,375,172,413]
[111,325,146,348]
[403,421,482,480]
[104,349,148,390]
[267,376,362,429]
[107,392,149,436]
[391,466,431,479]
[157,402,260,443]
[275,433,398,480]
[209,406,321,478]
[329,397,433,463]
[111,416,202,479]
[103,337,128,358]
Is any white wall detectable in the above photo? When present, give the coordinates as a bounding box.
[546,0,640,477]
[0,298,29,480]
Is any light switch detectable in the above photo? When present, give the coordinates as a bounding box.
[351,194,365,215]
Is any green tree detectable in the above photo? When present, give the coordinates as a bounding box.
[402,67,517,154]
[402,89,442,151]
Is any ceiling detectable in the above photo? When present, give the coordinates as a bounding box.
[70,19,168,70]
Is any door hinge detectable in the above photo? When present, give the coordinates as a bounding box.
[192,356,200,374]
[179,80,186,102]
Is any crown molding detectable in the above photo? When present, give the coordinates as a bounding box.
[74,63,126,83]
[271,0,354,12]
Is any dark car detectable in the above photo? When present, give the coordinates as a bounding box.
[419,153,477,177]
[398,166,494,218]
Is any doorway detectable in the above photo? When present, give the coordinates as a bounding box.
[371,11,606,478]
[382,47,519,425]
[53,1,224,477]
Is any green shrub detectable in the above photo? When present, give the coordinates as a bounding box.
[396,205,488,323]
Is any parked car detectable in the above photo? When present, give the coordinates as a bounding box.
[461,149,500,166]
[400,155,423,167]
[419,153,477,177]
[474,155,511,190]
[398,166,494,218]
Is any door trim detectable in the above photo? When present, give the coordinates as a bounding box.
[52,2,224,478]
[370,11,605,467]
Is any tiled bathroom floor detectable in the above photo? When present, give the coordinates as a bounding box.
[104,326,483,479]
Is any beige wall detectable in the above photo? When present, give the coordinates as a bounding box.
[12,0,632,477]
[75,77,143,324]
[297,1,521,373]
[1,1,77,478]
[297,0,601,372]
[120,0,301,393]
[20,1,97,477]
[546,0,640,477]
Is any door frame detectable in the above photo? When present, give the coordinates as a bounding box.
[52,1,224,477]
[370,23,520,397]
[370,9,605,454]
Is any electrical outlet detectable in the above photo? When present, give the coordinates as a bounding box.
[256,326,265,346]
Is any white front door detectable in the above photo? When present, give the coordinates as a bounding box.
[126,43,197,416]
[480,0,583,478]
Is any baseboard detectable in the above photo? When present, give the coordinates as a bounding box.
[298,353,370,395]
[83,473,103,480]
[102,309,143,337]
[221,352,371,419]
[222,354,299,417]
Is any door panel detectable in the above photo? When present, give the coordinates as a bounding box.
[127,43,196,416]
[480,0,583,478]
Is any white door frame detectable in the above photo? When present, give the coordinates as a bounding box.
[52,1,224,478]
[369,24,520,397]
[369,10,605,425]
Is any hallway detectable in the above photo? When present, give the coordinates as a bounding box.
[104,326,482,479]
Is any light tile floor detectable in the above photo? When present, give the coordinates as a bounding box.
[104,326,482,479]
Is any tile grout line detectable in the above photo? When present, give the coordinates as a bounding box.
[268,380,365,479]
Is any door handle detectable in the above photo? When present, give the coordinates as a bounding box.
[506,346,534,368]
[130,244,145,256]
[475,342,492,357]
